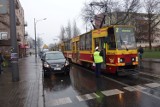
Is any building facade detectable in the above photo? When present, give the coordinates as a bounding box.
[0,0,27,59]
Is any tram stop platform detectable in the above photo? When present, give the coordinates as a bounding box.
[0,55,44,107]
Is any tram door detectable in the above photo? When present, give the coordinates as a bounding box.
[76,41,79,62]
[72,42,76,62]
[94,37,106,70]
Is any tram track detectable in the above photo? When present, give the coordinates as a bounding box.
[73,63,160,85]
[73,64,160,100]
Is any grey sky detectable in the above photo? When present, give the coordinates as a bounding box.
[20,0,90,45]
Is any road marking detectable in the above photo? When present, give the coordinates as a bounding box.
[47,97,72,106]
[101,89,124,96]
[76,93,99,101]
[140,72,160,79]
[124,85,146,92]
[102,75,160,100]
[145,83,160,88]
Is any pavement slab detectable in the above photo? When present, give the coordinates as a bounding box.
[0,55,44,107]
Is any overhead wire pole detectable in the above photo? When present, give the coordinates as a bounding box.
[9,0,19,82]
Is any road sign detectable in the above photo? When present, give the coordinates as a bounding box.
[0,0,8,14]
[43,44,48,49]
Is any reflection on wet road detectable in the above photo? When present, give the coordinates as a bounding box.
[43,65,160,107]
[141,61,160,75]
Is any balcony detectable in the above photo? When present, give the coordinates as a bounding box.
[15,0,20,9]
[24,32,28,37]
[17,34,21,41]
[16,17,20,26]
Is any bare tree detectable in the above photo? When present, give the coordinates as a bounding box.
[66,21,72,39]
[59,26,65,42]
[143,0,160,50]
[115,0,140,25]
[72,20,81,37]
[81,0,140,29]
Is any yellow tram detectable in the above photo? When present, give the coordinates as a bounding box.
[58,25,139,75]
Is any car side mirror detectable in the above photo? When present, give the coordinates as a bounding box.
[41,58,44,61]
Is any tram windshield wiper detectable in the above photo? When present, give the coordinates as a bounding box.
[120,35,128,51]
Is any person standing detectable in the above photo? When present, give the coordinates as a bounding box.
[0,52,4,75]
[93,46,104,77]
[138,45,144,68]
[138,45,144,60]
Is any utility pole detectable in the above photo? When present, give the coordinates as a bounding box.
[34,18,46,58]
[9,0,19,82]
[34,18,37,58]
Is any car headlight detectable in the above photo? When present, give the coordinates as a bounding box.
[44,62,50,68]
[65,60,69,66]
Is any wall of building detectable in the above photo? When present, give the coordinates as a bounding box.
[0,0,26,59]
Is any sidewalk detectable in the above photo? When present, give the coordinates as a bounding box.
[0,55,44,107]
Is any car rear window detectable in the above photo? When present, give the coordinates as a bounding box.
[45,53,65,60]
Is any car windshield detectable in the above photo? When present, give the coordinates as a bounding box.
[115,27,137,50]
[45,53,65,60]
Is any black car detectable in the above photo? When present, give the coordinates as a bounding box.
[41,51,70,77]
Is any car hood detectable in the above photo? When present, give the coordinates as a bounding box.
[46,59,66,64]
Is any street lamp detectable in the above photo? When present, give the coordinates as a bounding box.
[34,18,46,58]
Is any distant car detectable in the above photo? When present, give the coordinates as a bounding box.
[41,51,70,77]
[39,49,49,59]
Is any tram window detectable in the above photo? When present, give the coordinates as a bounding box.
[108,28,116,50]
[80,34,86,50]
[86,33,92,50]
[65,40,71,51]
[69,40,72,50]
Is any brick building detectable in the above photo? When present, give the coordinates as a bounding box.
[0,0,27,59]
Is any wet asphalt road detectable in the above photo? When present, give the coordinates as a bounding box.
[43,62,160,107]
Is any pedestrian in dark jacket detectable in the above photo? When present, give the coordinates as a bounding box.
[138,45,144,60]
[138,45,144,68]
[0,52,4,74]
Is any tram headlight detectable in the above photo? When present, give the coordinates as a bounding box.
[118,58,124,63]
[131,57,136,62]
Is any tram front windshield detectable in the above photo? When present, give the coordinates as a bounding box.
[115,27,137,50]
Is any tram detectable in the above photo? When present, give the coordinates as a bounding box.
[58,25,139,75]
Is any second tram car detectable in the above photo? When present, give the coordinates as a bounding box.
[58,25,138,75]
